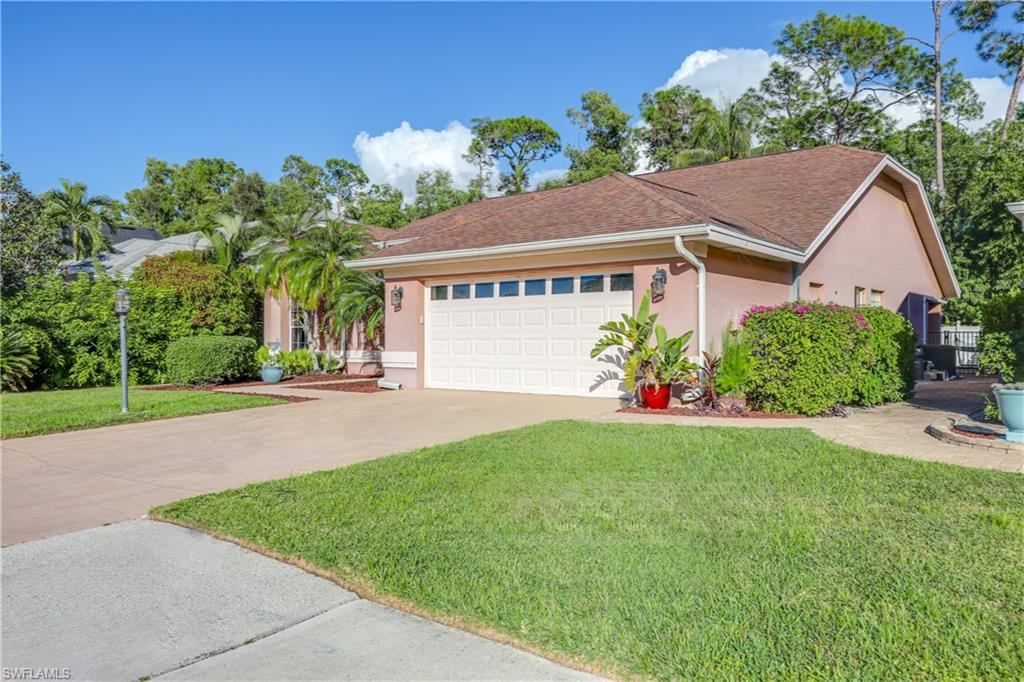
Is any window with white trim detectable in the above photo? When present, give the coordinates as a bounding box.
[854,287,867,307]
[289,301,308,350]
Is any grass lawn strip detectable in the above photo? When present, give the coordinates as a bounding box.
[154,421,1024,680]
[1,386,285,439]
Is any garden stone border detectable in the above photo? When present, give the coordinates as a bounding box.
[925,417,1021,454]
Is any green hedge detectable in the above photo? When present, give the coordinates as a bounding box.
[741,302,915,415]
[166,336,257,385]
[978,291,1024,381]
[857,306,917,404]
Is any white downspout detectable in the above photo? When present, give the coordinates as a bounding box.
[674,235,706,358]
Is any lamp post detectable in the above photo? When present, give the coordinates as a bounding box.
[115,287,131,413]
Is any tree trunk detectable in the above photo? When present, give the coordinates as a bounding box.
[1002,57,1024,140]
[933,0,945,196]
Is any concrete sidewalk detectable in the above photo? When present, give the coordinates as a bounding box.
[1,520,596,681]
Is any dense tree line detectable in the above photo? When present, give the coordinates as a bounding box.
[1,3,1021,322]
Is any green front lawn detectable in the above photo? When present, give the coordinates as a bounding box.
[1,386,285,439]
[155,422,1024,680]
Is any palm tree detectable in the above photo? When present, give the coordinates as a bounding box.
[43,179,113,260]
[671,95,785,168]
[327,269,385,347]
[258,218,371,371]
[196,213,260,272]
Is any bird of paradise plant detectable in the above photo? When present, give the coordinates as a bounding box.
[590,292,698,404]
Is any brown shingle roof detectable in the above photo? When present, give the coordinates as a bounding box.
[359,146,886,260]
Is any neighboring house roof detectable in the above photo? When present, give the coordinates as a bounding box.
[59,223,165,257]
[63,232,209,278]
[1007,200,1024,225]
[107,225,165,244]
[351,146,959,298]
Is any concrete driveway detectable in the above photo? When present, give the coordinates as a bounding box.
[1,520,595,681]
[2,390,613,545]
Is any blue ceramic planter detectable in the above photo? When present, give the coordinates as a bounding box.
[994,386,1024,443]
[261,365,284,384]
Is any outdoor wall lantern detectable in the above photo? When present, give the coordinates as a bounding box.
[114,286,131,413]
[651,268,667,301]
[391,285,404,311]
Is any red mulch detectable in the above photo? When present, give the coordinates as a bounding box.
[240,393,317,403]
[140,384,316,403]
[618,405,803,419]
[141,384,213,392]
[952,426,998,440]
[300,380,383,393]
[225,373,382,388]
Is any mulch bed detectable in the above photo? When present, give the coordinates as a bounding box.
[225,373,382,388]
[140,384,317,403]
[619,405,803,419]
[141,384,213,392]
[952,426,998,440]
[231,392,317,403]
[299,380,383,393]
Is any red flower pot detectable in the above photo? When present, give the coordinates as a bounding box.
[640,384,672,409]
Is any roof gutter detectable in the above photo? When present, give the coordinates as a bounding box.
[674,235,706,359]
[346,223,808,270]
[347,225,713,269]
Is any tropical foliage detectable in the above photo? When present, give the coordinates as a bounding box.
[258,217,382,370]
[1,260,259,390]
[0,326,40,391]
[42,178,113,259]
[591,293,698,401]
[713,324,753,398]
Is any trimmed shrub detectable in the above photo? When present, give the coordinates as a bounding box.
[857,306,917,404]
[742,301,914,415]
[165,336,257,385]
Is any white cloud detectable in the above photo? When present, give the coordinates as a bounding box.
[352,121,480,201]
[661,47,1013,133]
[872,76,1011,132]
[529,168,567,189]
[661,48,780,103]
[966,76,1012,130]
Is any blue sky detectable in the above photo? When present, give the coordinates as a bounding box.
[2,2,1015,201]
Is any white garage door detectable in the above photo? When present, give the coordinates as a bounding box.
[426,271,634,397]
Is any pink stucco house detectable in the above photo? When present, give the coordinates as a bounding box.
[271,146,960,397]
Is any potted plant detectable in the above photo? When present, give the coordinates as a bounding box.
[258,343,284,384]
[591,293,698,408]
[979,330,1024,443]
